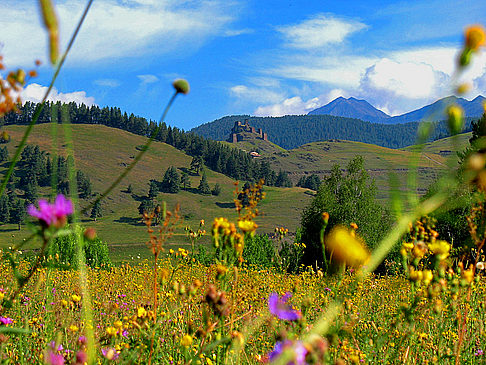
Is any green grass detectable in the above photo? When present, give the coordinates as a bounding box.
[0,124,313,252]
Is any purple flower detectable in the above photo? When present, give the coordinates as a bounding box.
[102,347,119,360]
[46,351,65,365]
[268,292,301,321]
[269,340,308,364]
[0,317,13,325]
[28,195,73,228]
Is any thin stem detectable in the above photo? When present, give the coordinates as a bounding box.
[0,0,94,198]
[81,91,179,215]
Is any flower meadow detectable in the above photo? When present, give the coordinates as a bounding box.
[2,1,486,364]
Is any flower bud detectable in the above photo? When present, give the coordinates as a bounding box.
[446,104,464,135]
[172,79,190,94]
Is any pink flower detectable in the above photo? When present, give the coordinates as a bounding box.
[46,351,65,365]
[28,195,73,228]
[0,317,13,325]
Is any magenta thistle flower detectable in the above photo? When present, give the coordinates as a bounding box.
[0,316,13,325]
[268,292,301,321]
[27,194,73,228]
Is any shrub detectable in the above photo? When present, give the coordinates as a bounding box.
[48,227,110,268]
[242,234,276,269]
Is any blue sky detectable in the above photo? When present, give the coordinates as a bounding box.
[1,0,486,130]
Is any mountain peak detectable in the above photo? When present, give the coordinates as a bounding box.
[308,97,390,123]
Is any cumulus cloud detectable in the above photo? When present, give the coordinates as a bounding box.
[253,89,349,117]
[21,83,95,106]
[277,14,367,49]
[0,0,236,66]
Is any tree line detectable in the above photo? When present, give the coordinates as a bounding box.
[1,102,285,186]
[191,114,476,150]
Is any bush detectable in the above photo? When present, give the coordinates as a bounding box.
[300,156,393,271]
[242,234,276,268]
[48,227,110,268]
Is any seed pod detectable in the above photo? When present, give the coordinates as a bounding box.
[172,79,190,94]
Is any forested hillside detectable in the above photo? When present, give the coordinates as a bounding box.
[1,102,283,185]
[191,114,476,149]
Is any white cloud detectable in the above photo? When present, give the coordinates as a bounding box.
[94,78,121,87]
[21,83,95,106]
[224,28,254,37]
[253,89,348,117]
[137,74,159,84]
[0,0,236,66]
[230,85,284,104]
[360,58,443,99]
[277,14,367,49]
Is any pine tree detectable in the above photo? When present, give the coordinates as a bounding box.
[148,180,159,199]
[197,173,211,195]
[161,166,180,193]
[138,198,155,215]
[77,170,92,199]
[24,181,38,204]
[0,195,10,224]
[90,200,102,221]
[190,155,204,175]
[180,171,191,190]
[211,183,221,196]
[0,146,8,162]
[10,198,26,230]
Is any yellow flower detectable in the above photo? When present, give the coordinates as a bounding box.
[325,226,370,268]
[238,220,258,234]
[462,268,474,283]
[446,104,464,135]
[0,292,4,301]
[71,294,81,303]
[465,25,486,51]
[137,307,147,318]
[69,324,79,333]
[113,320,123,329]
[423,270,434,286]
[106,326,118,336]
[180,334,193,347]
[428,240,450,260]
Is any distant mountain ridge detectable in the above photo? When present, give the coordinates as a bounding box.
[308,95,485,124]
[308,96,391,122]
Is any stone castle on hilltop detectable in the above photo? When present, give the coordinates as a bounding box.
[227,121,268,143]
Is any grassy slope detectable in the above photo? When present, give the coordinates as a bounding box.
[0,124,313,253]
[229,134,471,201]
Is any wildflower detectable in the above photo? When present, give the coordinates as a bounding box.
[268,292,301,321]
[238,219,258,235]
[446,104,464,135]
[476,261,485,271]
[46,351,64,365]
[69,324,79,333]
[71,294,81,303]
[428,240,450,260]
[465,25,486,51]
[106,326,117,337]
[0,317,13,325]
[74,351,87,365]
[137,307,147,318]
[27,194,73,228]
[269,340,308,364]
[325,226,370,268]
[101,347,119,360]
[180,334,193,347]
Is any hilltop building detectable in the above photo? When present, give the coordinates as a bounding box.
[227,121,268,143]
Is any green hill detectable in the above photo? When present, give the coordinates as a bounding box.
[0,124,313,259]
